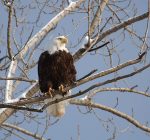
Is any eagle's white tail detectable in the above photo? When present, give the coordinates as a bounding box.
[44,91,71,117]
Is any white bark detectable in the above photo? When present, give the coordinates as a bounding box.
[90,0,109,35]
[5,60,17,102]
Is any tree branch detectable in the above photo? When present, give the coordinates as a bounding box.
[88,41,110,52]
[71,52,146,91]
[0,61,149,113]
[2,123,45,140]
[73,12,149,62]
[0,82,39,124]
[77,69,98,81]
[70,98,150,133]
[5,60,17,102]
[96,12,149,43]
[0,77,36,83]
[0,52,146,116]
[76,63,150,96]
[7,0,14,60]
[88,87,150,98]
[89,0,109,36]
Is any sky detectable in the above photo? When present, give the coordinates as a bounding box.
[0,0,150,140]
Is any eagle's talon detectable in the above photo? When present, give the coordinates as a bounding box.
[46,87,54,98]
[73,81,77,84]
[59,84,66,93]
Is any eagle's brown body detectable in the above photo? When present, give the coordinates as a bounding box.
[38,50,76,93]
[37,36,76,117]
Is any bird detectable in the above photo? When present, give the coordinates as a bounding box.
[38,36,76,117]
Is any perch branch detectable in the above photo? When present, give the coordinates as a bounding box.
[0,53,146,113]
[42,61,150,110]
[0,61,149,112]
[1,61,149,112]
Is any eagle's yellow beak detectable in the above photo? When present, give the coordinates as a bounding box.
[60,36,68,44]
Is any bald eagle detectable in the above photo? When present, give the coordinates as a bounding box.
[38,36,76,117]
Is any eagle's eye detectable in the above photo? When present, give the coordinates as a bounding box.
[58,38,62,40]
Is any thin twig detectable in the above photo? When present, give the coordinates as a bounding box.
[0,77,36,83]
[0,56,9,63]
[77,69,98,81]
[88,87,150,98]
[140,0,150,53]
[88,41,110,52]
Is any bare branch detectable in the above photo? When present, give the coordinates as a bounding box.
[0,103,41,112]
[0,82,39,124]
[88,41,110,52]
[0,61,149,113]
[7,0,14,59]
[90,0,109,36]
[2,123,45,140]
[0,77,36,83]
[73,36,99,61]
[96,12,149,43]
[77,69,98,81]
[70,99,150,133]
[88,87,150,98]
[5,60,17,102]
[140,2,150,53]
[73,12,149,62]
[40,60,150,109]
[72,52,146,91]
[77,63,150,95]
[0,52,146,121]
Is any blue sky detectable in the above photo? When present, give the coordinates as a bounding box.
[0,0,150,140]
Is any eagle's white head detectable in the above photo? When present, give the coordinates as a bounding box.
[49,36,69,54]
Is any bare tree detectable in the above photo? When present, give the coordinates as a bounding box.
[0,0,150,139]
